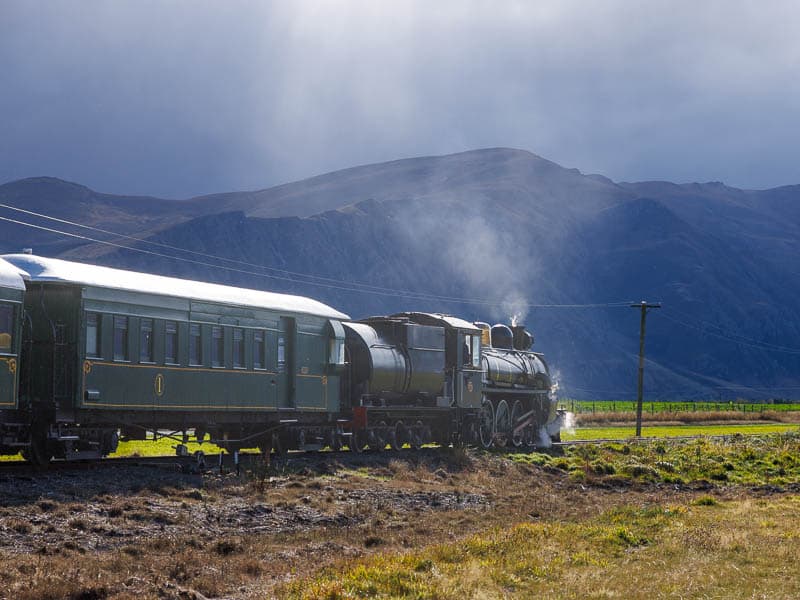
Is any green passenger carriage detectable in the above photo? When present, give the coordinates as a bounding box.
[2,254,349,462]
[0,258,25,455]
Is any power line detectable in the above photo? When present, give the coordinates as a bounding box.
[662,306,800,353]
[0,213,633,309]
[660,309,800,355]
[0,202,457,295]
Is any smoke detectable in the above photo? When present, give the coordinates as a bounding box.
[536,426,553,449]
[562,411,576,434]
[429,210,539,324]
[504,293,529,327]
[549,369,562,400]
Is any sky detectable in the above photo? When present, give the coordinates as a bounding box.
[1,0,799,198]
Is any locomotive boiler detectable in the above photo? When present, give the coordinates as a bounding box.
[342,313,561,449]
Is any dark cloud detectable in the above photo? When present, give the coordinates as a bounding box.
[1,0,799,197]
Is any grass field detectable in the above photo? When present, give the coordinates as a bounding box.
[284,432,800,598]
[285,496,800,599]
[561,422,799,441]
[6,430,800,598]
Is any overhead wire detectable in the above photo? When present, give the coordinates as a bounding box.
[662,305,800,353]
[0,202,454,295]
[659,309,800,355]
[0,212,633,309]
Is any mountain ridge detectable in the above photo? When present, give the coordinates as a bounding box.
[2,148,799,399]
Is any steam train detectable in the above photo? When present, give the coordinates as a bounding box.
[0,253,561,464]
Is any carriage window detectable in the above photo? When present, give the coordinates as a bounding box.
[113,316,128,361]
[165,321,178,364]
[211,326,224,367]
[253,330,265,369]
[85,312,100,357]
[140,319,154,363]
[189,324,202,365]
[233,328,244,368]
[0,305,13,352]
[277,335,286,373]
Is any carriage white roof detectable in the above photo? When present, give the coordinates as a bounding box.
[2,254,349,320]
[0,258,26,291]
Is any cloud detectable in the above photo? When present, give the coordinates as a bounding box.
[2,0,799,196]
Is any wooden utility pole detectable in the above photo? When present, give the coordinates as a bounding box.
[631,301,661,436]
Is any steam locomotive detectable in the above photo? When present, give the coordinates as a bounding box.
[0,253,561,464]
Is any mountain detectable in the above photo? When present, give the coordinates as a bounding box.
[2,148,799,400]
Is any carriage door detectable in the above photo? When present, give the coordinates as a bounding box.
[277,316,296,409]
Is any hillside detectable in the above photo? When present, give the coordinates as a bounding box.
[2,148,799,399]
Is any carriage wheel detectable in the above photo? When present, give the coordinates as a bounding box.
[22,436,51,466]
[271,432,287,456]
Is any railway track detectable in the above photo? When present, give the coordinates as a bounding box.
[1,429,792,475]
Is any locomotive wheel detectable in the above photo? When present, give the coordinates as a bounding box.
[387,426,400,451]
[409,420,424,450]
[349,430,365,453]
[478,398,495,449]
[524,425,537,447]
[510,400,524,448]
[373,421,388,452]
[494,399,511,448]
[393,421,406,450]
[366,427,385,452]
[329,429,343,452]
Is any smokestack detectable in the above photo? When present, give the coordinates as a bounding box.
[511,325,533,351]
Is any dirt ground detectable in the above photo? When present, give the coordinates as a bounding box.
[0,449,775,599]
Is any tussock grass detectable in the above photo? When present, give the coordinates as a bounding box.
[284,497,800,599]
[522,431,800,486]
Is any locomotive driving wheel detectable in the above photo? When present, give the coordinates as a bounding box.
[494,399,511,448]
[349,430,364,453]
[367,422,386,452]
[524,425,537,447]
[393,421,406,450]
[329,428,343,451]
[409,420,424,450]
[478,397,495,449]
[510,400,525,448]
